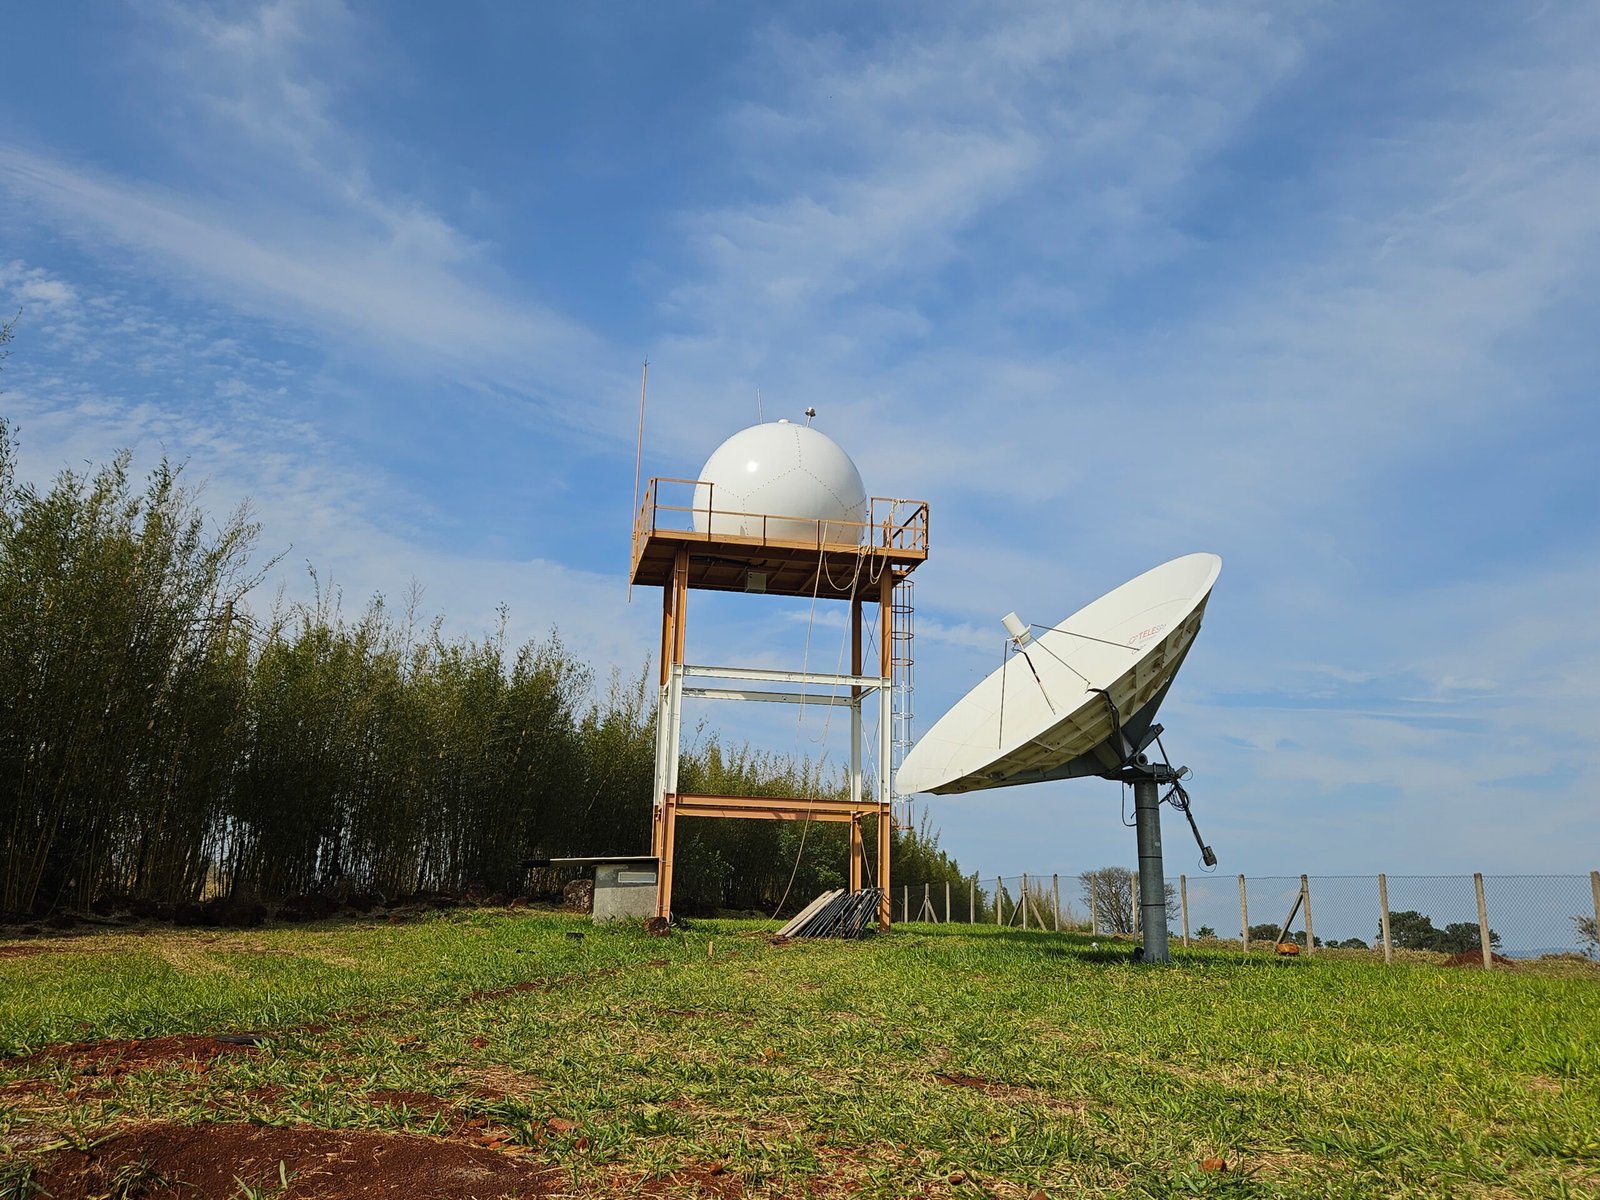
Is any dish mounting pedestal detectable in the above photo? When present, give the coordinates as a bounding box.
[1106,759,1183,964]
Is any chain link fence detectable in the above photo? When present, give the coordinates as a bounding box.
[892,871,1600,962]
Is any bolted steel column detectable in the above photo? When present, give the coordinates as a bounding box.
[1133,777,1170,962]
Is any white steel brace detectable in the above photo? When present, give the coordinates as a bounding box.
[680,663,885,689]
[681,686,856,706]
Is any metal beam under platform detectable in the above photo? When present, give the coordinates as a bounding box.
[672,793,885,824]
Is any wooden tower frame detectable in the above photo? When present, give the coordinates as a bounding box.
[630,478,929,929]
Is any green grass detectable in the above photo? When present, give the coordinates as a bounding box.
[2,913,1597,1197]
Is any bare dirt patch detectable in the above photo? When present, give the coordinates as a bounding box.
[0,943,47,959]
[459,1062,548,1100]
[1441,951,1518,968]
[367,1087,454,1115]
[932,1070,1086,1113]
[30,1120,562,1199]
[0,1075,53,1097]
[624,1163,745,1199]
[933,1070,993,1090]
[465,966,623,1002]
[364,1087,480,1134]
[20,1034,265,1076]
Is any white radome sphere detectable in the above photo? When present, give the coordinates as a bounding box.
[692,420,868,543]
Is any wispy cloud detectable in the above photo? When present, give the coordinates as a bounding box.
[4,2,1597,874]
[0,264,655,681]
[0,146,626,425]
[646,5,1310,452]
[638,4,1600,872]
[0,0,631,435]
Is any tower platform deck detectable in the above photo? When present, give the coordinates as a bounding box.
[630,477,928,600]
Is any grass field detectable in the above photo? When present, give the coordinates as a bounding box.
[2,911,1597,1198]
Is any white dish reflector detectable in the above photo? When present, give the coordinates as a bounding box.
[896,553,1221,795]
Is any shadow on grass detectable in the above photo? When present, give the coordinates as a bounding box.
[890,922,1301,969]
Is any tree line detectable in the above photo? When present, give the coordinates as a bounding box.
[0,420,969,917]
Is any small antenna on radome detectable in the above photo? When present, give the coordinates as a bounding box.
[804,406,817,425]
[757,389,764,422]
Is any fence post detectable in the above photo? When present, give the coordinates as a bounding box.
[1301,874,1314,955]
[1021,873,1029,929]
[995,876,1002,925]
[970,878,976,924]
[923,882,930,923]
[1052,873,1061,931]
[1238,875,1249,952]
[1378,874,1392,964]
[903,884,909,924]
[1475,872,1492,969]
[1590,871,1599,949]
[945,880,950,924]
[1132,877,1140,936]
[1180,874,1190,946]
[1090,876,1098,935]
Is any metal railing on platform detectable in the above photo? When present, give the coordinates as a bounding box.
[632,477,929,556]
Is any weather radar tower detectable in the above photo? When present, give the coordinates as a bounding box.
[630,417,929,928]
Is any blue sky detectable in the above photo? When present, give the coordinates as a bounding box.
[3,2,1597,881]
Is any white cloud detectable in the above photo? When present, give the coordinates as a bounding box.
[647,5,1311,453]
[5,1,1598,878]
[0,288,658,690]
[640,4,1600,874]
[0,262,80,315]
[16,278,75,309]
[0,148,627,432]
[0,0,635,439]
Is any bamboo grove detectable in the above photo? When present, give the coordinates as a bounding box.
[0,420,974,917]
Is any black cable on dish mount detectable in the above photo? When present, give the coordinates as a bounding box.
[1154,732,1217,869]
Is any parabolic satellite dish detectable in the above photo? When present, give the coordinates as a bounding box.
[896,553,1221,795]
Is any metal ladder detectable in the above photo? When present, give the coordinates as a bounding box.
[890,577,916,828]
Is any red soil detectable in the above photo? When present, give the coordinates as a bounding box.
[27,1119,748,1198]
[1441,950,1518,968]
[364,1087,479,1134]
[933,1071,993,1090]
[31,1121,563,1199]
[22,1033,265,1075]
[465,966,621,1002]
[632,1163,744,1199]
[367,1087,455,1115]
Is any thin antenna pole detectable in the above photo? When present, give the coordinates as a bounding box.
[757,387,764,423]
[632,359,649,517]
[629,358,648,603]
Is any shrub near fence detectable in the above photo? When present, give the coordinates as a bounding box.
[894,871,1600,963]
